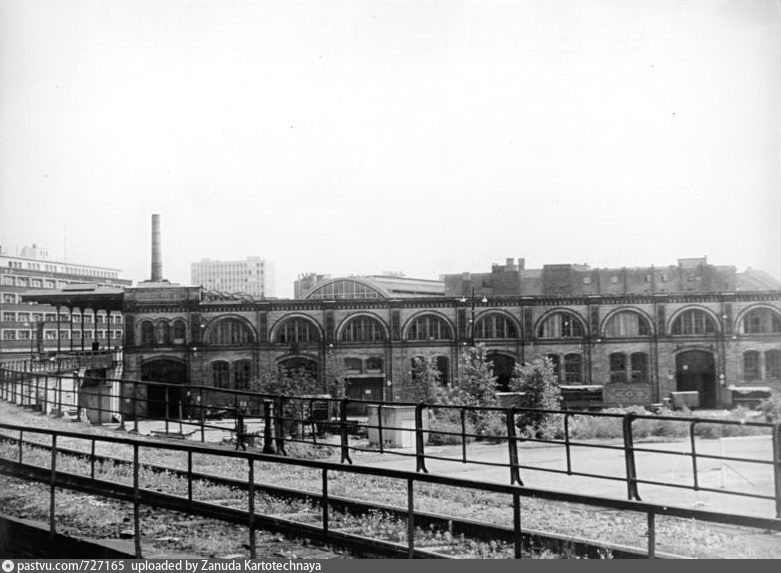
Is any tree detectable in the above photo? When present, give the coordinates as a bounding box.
[436,344,503,437]
[510,357,563,439]
[409,355,443,403]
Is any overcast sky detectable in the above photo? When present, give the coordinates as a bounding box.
[1,0,779,297]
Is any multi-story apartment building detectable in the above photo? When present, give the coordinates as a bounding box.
[0,245,132,359]
[191,257,275,298]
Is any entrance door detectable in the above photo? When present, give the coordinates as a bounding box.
[345,377,384,417]
[142,359,188,418]
[675,350,717,408]
[488,353,516,392]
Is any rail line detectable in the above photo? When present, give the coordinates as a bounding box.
[1,422,780,559]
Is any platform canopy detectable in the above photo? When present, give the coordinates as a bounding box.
[21,284,126,312]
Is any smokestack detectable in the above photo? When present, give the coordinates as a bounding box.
[151,214,162,282]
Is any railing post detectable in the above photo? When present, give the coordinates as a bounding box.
[339,398,352,464]
[248,458,256,559]
[187,450,193,502]
[773,422,781,519]
[50,434,57,535]
[164,385,170,435]
[18,429,23,464]
[689,421,699,491]
[564,412,572,475]
[118,381,126,431]
[262,400,275,454]
[647,513,656,559]
[322,468,329,536]
[199,387,205,443]
[460,408,467,463]
[513,489,522,559]
[622,412,641,501]
[131,382,138,434]
[43,375,49,416]
[275,397,286,456]
[377,403,384,454]
[91,438,96,480]
[506,407,523,485]
[56,376,63,417]
[415,402,428,474]
[407,478,415,559]
[133,443,142,558]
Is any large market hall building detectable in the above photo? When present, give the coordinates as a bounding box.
[24,256,781,411]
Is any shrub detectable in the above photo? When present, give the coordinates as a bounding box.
[510,357,563,439]
[427,416,475,445]
[758,393,781,422]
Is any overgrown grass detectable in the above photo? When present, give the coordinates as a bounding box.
[568,406,772,441]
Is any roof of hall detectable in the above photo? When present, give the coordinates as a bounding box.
[20,284,125,312]
[302,275,445,300]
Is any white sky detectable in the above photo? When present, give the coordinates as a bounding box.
[1,0,779,298]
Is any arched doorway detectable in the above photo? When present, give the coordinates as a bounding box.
[141,359,188,418]
[487,352,516,392]
[675,350,717,409]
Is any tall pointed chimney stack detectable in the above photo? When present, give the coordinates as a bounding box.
[151,214,163,282]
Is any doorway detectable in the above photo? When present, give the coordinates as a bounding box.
[141,359,188,418]
[675,350,717,409]
[487,352,516,392]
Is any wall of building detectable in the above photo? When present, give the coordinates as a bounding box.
[121,286,781,411]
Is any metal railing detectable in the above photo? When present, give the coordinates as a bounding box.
[1,421,779,559]
[1,362,780,518]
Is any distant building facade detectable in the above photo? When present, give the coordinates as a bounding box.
[0,245,130,359]
[191,257,275,298]
[23,256,781,415]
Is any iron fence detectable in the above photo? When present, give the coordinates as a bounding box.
[1,361,780,518]
[1,420,779,559]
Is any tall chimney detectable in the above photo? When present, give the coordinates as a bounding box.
[151,214,163,282]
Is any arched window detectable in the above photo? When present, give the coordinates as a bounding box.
[407,315,452,341]
[766,350,781,379]
[172,320,187,344]
[206,319,254,345]
[741,308,781,334]
[140,321,154,345]
[274,317,320,344]
[538,313,584,339]
[341,316,386,342]
[609,353,627,383]
[605,311,651,337]
[671,309,717,335]
[743,351,761,381]
[233,360,252,390]
[212,361,230,389]
[563,353,582,383]
[631,352,649,383]
[157,321,171,345]
[474,313,517,339]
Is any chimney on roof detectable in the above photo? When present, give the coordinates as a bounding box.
[151,214,163,282]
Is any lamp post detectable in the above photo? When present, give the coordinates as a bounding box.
[459,287,488,346]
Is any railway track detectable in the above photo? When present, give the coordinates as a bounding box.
[0,430,686,558]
